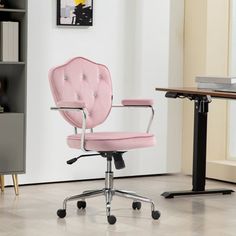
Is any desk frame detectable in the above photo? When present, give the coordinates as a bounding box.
[156,88,234,198]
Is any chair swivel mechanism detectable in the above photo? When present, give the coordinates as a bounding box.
[49,57,160,224]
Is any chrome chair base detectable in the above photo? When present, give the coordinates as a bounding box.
[57,158,161,224]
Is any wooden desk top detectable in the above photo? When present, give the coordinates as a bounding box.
[155,87,236,99]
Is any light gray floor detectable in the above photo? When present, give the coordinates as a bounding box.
[0,174,236,236]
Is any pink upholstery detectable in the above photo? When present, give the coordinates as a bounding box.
[122,99,154,106]
[49,57,156,152]
[49,57,113,129]
[67,132,155,151]
[57,100,86,109]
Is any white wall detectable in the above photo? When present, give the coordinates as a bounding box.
[167,0,184,172]
[6,0,184,185]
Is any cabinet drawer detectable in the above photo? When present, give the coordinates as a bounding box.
[0,113,24,174]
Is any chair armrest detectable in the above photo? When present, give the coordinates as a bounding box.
[56,100,86,109]
[122,99,154,106]
[50,100,87,152]
[113,99,155,133]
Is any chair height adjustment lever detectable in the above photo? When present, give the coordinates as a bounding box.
[113,153,126,170]
[67,154,101,165]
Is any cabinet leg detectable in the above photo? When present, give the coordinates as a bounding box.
[0,175,4,192]
[12,174,19,195]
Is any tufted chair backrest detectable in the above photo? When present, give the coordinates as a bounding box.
[49,57,113,129]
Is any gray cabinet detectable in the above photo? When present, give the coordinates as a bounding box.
[0,114,24,173]
[0,0,27,174]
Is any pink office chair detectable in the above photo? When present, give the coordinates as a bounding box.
[49,57,160,224]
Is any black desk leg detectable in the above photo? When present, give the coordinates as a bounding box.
[162,97,234,198]
[192,98,208,191]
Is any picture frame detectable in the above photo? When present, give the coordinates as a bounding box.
[57,0,93,26]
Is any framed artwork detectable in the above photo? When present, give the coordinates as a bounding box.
[57,0,93,26]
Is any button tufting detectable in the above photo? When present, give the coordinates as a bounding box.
[77,94,80,99]
[94,92,98,98]
[64,75,68,81]
[82,74,87,80]
[99,74,103,80]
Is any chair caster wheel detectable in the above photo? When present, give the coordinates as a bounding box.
[77,201,86,209]
[57,209,66,218]
[152,210,161,220]
[132,201,141,210]
[107,215,117,225]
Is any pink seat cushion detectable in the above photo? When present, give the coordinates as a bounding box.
[67,132,156,151]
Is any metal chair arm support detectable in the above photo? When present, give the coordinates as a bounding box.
[112,105,155,133]
[50,107,87,151]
